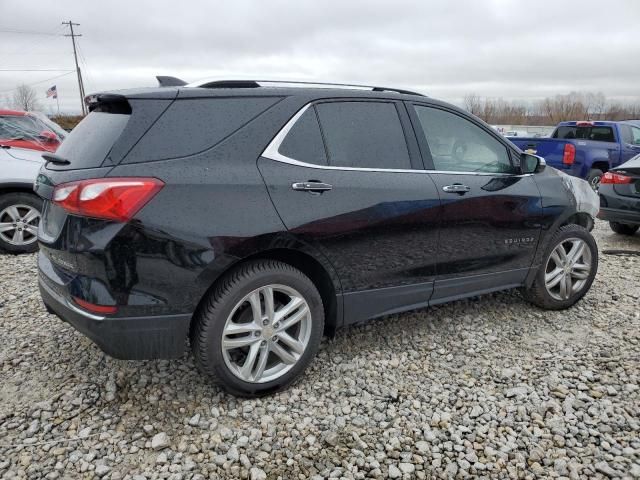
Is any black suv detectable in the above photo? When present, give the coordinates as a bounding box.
[36,80,599,396]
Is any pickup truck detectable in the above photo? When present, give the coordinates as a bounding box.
[509,121,640,189]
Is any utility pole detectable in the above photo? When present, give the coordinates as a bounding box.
[62,20,86,115]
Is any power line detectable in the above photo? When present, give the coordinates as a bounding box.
[0,69,75,72]
[62,20,86,115]
[0,28,63,36]
[0,71,75,94]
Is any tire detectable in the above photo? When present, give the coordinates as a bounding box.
[586,168,604,191]
[190,260,324,396]
[0,192,42,254]
[609,221,639,236]
[522,224,598,310]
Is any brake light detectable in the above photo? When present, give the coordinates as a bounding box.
[563,143,576,165]
[576,121,594,127]
[52,177,164,222]
[601,172,633,184]
[72,297,118,315]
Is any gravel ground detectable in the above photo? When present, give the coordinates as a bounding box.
[1,220,639,480]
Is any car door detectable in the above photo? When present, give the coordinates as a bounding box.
[258,99,441,324]
[407,103,544,304]
[619,124,640,163]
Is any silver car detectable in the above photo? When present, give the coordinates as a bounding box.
[0,146,43,253]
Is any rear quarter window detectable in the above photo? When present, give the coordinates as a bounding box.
[123,97,281,163]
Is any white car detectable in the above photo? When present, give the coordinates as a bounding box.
[0,145,44,253]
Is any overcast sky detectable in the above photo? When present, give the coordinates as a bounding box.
[1,0,639,114]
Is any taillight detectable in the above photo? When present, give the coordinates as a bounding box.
[72,297,118,315]
[601,172,633,184]
[52,177,164,222]
[563,144,576,165]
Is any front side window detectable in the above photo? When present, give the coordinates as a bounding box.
[314,101,412,169]
[413,105,514,173]
[621,125,640,145]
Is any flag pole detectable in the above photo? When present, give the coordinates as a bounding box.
[55,92,60,116]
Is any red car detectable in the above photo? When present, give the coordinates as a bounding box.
[0,109,67,152]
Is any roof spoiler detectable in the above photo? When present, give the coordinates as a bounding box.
[156,76,187,87]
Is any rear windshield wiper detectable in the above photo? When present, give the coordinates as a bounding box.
[42,152,70,165]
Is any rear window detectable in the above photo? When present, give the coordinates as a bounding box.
[553,126,616,142]
[124,97,281,163]
[315,101,411,169]
[52,112,129,169]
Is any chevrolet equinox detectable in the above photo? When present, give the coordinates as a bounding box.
[35,79,599,396]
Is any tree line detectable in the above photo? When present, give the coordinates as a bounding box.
[463,92,640,125]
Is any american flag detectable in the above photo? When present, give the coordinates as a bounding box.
[46,85,57,99]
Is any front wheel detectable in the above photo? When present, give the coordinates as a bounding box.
[190,260,324,396]
[609,222,639,236]
[0,192,42,254]
[522,224,598,310]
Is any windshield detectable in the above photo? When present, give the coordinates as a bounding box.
[0,114,66,142]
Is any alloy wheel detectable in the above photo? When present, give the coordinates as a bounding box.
[0,204,40,246]
[544,238,592,301]
[221,284,312,383]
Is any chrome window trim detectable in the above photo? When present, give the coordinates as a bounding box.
[261,102,527,177]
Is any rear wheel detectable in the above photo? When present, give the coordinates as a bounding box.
[586,168,604,191]
[522,224,598,310]
[191,260,324,396]
[609,222,639,236]
[0,192,42,254]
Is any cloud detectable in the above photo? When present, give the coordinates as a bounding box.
[1,0,639,113]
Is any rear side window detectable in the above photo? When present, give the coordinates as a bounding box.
[315,101,411,169]
[125,97,281,163]
[620,125,640,145]
[553,126,616,142]
[279,107,327,165]
[53,112,129,169]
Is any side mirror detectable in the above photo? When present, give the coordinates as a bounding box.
[521,153,546,174]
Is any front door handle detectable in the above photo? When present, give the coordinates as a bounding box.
[292,181,333,193]
[442,184,471,194]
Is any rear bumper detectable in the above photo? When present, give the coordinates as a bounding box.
[39,276,191,360]
[597,207,640,225]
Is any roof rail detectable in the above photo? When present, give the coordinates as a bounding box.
[185,79,426,96]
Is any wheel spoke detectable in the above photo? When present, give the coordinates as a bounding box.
[22,209,40,224]
[276,304,309,332]
[23,224,38,235]
[252,345,270,381]
[571,264,590,280]
[277,332,305,355]
[12,228,24,244]
[0,222,14,233]
[545,268,564,288]
[5,206,20,221]
[549,249,563,267]
[563,274,573,299]
[248,291,263,324]
[566,241,585,267]
[224,321,261,335]
[270,342,297,365]
[554,245,568,264]
[239,341,262,379]
[262,286,275,323]
[274,296,304,323]
[223,335,258,350]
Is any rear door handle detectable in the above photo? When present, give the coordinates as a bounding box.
[292,181,333,193]
[442,184,470,194]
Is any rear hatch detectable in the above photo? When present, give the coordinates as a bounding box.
[36,91,176,297]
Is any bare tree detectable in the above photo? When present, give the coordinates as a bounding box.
[463,93,482,116]
[12,84,40,111]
